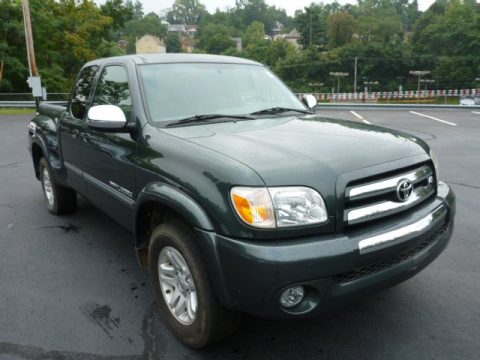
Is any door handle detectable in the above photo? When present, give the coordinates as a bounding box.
[72,129,79,138]
[82,133,92,143]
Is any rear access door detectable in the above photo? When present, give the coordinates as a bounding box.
[59,65,98,195]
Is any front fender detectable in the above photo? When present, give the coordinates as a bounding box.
[134,182,214,245]
[30,131,67,184]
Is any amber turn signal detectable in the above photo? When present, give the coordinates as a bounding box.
[230,187,275,228]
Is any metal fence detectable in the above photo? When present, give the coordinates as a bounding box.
[298,89,480,103]
[1,89,480,108]
[0,93,69,107]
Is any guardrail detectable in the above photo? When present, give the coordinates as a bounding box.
[0,100,65,108]
[0,93,69,108]
[316,103,480,110]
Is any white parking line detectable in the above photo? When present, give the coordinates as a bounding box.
[409,111,457,126]
[472,111,480,115]
[350,111,371,124]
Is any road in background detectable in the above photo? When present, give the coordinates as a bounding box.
[1,110,479,359]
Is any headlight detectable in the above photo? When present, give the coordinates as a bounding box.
[430,149,440,179]
[231,186,328,228]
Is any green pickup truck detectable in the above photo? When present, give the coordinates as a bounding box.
[28,54,455,348]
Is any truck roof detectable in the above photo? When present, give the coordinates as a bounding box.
[84,53,262,67]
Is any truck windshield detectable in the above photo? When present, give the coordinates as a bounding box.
[138,63,307,126]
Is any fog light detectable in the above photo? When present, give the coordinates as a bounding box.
[279,286,305,308]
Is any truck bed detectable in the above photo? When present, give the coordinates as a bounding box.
[38,102,67,123]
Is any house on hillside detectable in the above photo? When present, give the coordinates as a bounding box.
[116,39,129,50]
[136,35,166,54]
[186,25,198,37]
[181,37,196,53]
[274,28,302,49]
[168,24,199,38]
[271,21,285,36]
[167,24,187,37]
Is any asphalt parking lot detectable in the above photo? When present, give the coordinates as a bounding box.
[1,108,479,359]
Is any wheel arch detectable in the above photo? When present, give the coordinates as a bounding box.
[134,183,214,269]
[31,141,45,180]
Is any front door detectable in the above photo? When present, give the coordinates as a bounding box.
[82,65,137,230]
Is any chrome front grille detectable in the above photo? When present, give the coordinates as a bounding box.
[344,165,435,226]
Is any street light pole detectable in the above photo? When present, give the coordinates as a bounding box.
[329,72,349,95]
[309,12,312,48]
[409,70,430,104]
[420,79,435,91]
[308,82,324,93]
[354,56,358,93]
[363,81,378,93]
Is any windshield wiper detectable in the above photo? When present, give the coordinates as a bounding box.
[166,114,254,127]
[250,107,312,116]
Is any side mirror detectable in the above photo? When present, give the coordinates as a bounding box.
[301,94,318,110]
[87,105,127,131]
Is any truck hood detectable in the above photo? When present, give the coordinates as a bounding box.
[163,115,428,185]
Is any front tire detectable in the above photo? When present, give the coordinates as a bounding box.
[148,220,240,348]
[39,157,77,215]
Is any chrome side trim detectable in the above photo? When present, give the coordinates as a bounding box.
[64,161,134,207]
[108,180,133,199]
[346,184,435,225]
[84,172,135,207]
[358,205,447,254]
[347,165,432,201]
[64,161,82,176]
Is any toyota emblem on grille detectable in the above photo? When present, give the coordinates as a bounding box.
[396,179,413,202]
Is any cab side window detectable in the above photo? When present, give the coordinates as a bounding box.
[93,65,133,121]
[70,65,98,119]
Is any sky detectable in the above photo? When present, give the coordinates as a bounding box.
[96,0,436,16]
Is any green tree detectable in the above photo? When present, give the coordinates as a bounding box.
[167,0,208,24]
[231,0,290,33]
[327,12,357,49]
[356,0,403,44]
[204,34,235,54]
[122,12,167,54]
[166,32,183,53]
[252,39,296,67]
[0,0,29,92]
[100,0,134,31]
[1,0,125,92]
[294,3,342,48]
[412,0,480,88]
[274,47,340,91]
[243,21,266,47]
[197,23,237,50]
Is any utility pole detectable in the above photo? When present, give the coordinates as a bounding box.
[309,12,313,48]
[22,0,42,110]
[353,57,358,93]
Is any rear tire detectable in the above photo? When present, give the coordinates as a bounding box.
[39,157,77,215]
[148,220,241,348]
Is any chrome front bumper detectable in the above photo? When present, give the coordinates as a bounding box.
[195,181,455,318]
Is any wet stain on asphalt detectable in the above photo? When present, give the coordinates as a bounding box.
[0,161,29,169]
[0,303,159,359]
[79,302,121,340]
[40,223,80,233]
